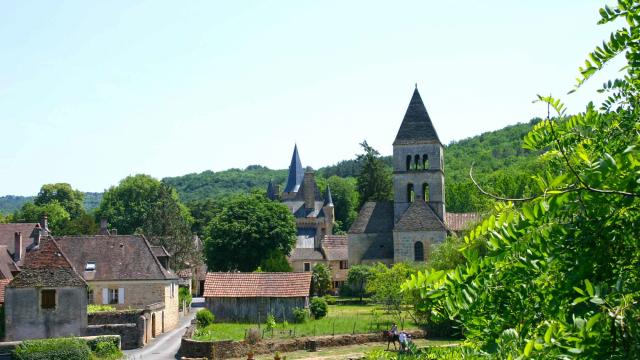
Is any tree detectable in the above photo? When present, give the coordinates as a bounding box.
[311,263,331,296]
[259,251,292,272]
[356,141,392,206]
[367,263,419,328]
[319,176,359,232]
[404,2,640,357]
[141,183,199,271]
[15,201,70,231]
[96,174,164,235]
[346,264,371,302]
[34,183,85,219]
[203,193,296,272]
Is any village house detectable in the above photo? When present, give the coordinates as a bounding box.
[348,88,480,265]
[4,237,88,341]
[0,217,49,267]
[56,234,180,340]
[203,272,312,322]
[266,145,349,291]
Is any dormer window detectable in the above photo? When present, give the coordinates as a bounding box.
[85,261,96,271]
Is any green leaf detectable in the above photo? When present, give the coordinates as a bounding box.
[585,279,594,297]
[524,339,534,357]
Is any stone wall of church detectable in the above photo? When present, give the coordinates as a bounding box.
[347,232,394,265]
[392,230,446,263]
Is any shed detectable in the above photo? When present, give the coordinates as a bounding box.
[203,272,311,322]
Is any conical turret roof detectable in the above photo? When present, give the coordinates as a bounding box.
[266,179,277,200]
[284,144,304,193]
[393,87,441,145]
[323,185,333,206]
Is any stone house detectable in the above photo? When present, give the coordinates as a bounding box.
[4,237,87,341]
[203,272,312,322]
[56,234,180,341]
[267,145,349,290]
[348,88,479,265]
[0,217,49,267]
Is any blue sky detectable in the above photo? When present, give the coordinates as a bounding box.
[0,1,623,195]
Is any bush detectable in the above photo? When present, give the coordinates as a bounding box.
[323,295,337,305]
[245,328,261,344]
[265,313,276,331]
[14,338,91,360]
[86,336,120,352]
[309,297,328,319]
[196,309,215,327]
[179,287,192,310]
[292,307,309,323]
[87,304,116,313]
[92,340,121,359]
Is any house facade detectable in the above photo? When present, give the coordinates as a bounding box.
[4,237,87,341]
[348,88,479,265]
[203,272,311,322]
[56,234,180,340]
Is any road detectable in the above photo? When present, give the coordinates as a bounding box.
[124,297,204,360]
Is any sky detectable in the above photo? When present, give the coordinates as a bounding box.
[0,1,625,196]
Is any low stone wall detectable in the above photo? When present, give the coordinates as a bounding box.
[87,324,142,350]
[88,310,142,325]
[179,328,427,359]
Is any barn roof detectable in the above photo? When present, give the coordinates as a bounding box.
[204,272,311,298]
[445,212,482,231]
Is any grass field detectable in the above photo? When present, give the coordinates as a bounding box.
[194,304,419,341]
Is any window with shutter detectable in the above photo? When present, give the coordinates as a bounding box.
[41,289,56,309]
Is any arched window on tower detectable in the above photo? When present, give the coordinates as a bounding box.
[406,155,411,171]
[414,242,424,261]
[422,183,430,202]
[407,183,415,203]
[414,155,420,170]
[423,154,429,169]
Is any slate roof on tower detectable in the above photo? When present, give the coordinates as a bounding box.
[394,200,446,232]
[393,88,441,145]
[284,145,304,193]
[323,185,333,207]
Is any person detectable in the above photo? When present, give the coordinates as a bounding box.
[398,331,408,352]
[390,323,398,336]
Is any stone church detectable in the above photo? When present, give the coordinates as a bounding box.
[348,87,479,265]
[267,146,349,290]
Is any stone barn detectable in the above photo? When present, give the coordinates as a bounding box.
[203,272,311,322]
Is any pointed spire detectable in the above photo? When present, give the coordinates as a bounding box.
[393,87,441,145]
[284,144,304,193]
[266,179,277,200]
[323,185,333,207]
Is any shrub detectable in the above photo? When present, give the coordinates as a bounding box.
[86,336,120,352]
[292,307,308,323]
[14,338,91,360]
[196,309,215,327]
[179,287,192,310]
[245,328,261,344]
[87,304,116,313]
[92,340,121,359]
[309,297,328,319]
[265,313,276,331]
[323,295,337,305]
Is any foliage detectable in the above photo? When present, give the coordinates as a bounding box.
[14,201,70,231]
[14,338,91,360]
[403,3,640,358]
[316,175,360,231]
[365,345,464,360]
[259,251,293,272]
[347,264,372,302]
[87,304,116,313]
[245,328,261,344]
[311,263,332,296]
[204,193,296,271]
[34,183,85,218]
[367,263,421,326]
[356,141,393,206]
[196,309,215,327]
[292,307,309,323]
[265,313,277,332]
[86,337,122,360]
[427,234,471,271]
[179,287,192,309]
[309,297,328,319]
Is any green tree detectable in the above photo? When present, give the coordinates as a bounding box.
[15,201,70,231]
[356,141,392,206]
[140,183,198,271]
[97,174,164,235]
[259,251,292,272]
[34,183,85,218]
[323,176,359,232]
[404,2,640,357]
[203,193,296,271]
[311,263,331,296]
[367,262,419,327]
[346,264,371,302]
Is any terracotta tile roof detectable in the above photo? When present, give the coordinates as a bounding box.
[322,235,348,261]
[348,201,395,234]
[204,272,311,298]
[394,201,446,232]
[8,238,86,288]
[445,213,482,231]
[56,235,178,281]
[0,279,10,304]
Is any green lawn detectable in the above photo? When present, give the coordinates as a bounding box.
[194,304,419,341]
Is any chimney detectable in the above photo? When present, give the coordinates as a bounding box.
[14,232,22,262]
[40,214,49,236]
[302,171,316,209]
[99,218,110,235]
[34,224,42,246]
